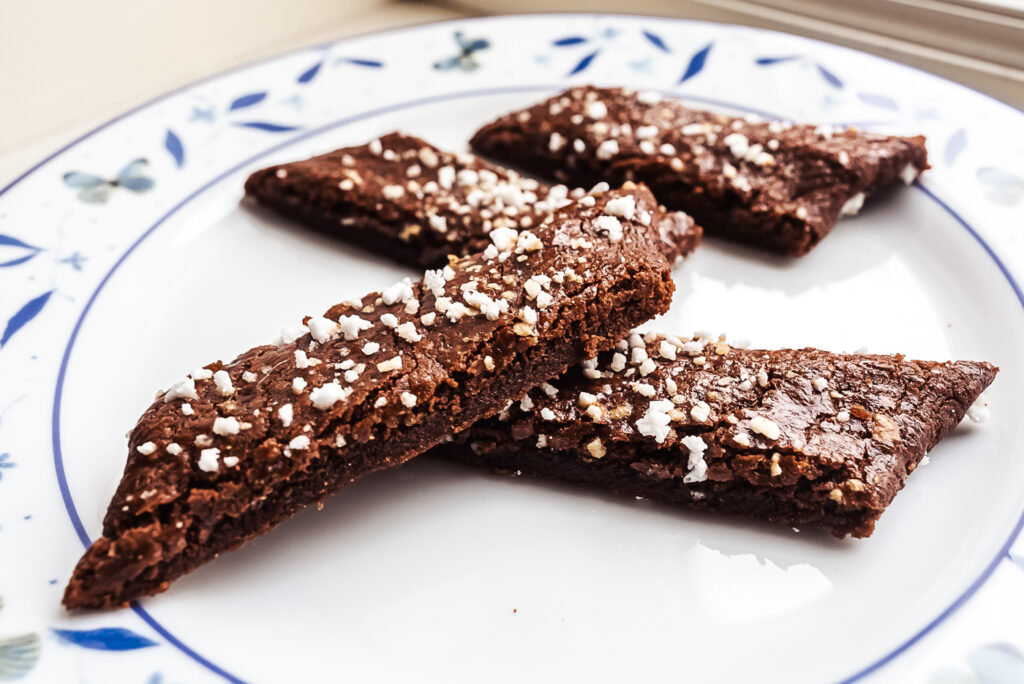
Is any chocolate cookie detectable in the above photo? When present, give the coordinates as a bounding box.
[64,184,690,610]
[433,333,995,537]
[245,131,700,267]
[470,86,929,256]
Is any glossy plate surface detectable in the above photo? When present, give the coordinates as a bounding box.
[1,15,1023,684]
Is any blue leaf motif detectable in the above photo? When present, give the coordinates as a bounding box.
[0,234,37,249]
[944,128,967,166]
[2,290,54,347]
[816,64,843,88]
[755,55,799,65]
[297,61,323,83]
[164,129,184,168]
[232,121,300,133]
[679,43,713,83]
[643,30,670,52]
[553,36,588,47]
[52,627,157,651]
[0,254,38,268]
[568,49,600,76]
[228,92,267,111]
[340,57,384,68]
[857,92,899,110]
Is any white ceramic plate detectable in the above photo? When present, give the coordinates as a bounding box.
[2,14,1024,684]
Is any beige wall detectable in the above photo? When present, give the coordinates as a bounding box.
[0,1,461,155]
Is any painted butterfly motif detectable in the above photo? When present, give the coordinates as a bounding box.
[63,158,155,203]
[433,31,490,71]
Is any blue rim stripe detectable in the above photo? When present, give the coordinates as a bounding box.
[28,63,1024,684]
[837,185,1024,683]
[130,604,244,684]
[51,85,565,684]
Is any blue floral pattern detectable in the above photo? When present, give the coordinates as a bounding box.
[62,158,154,203]
[433,31,490,71]
[679,42,713,83]
[544,26,713,80]
[756,54,843,89]
[1,290,54,348]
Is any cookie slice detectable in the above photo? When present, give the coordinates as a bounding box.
[245,132,698,268]
[434,333,995,538]
[470,86,929,256]
[64,185,689,610]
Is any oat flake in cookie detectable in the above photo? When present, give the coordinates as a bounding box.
[434,333,996,538]
[245,132,698,268]
[63,184,684,610]
[470,86,929,256]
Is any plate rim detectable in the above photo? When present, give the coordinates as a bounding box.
[2,12,1022,201]
[5,13,1023,683]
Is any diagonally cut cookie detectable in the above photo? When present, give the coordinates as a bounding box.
[245,132,700,268]
[470,86,929,256]
[433,333,996,538]
[63,185,688,610]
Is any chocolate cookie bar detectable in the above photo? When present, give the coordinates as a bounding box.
[434,333,995,538]
[64,185,687,610]
[470,86,929,256]
[246,132,701,268]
